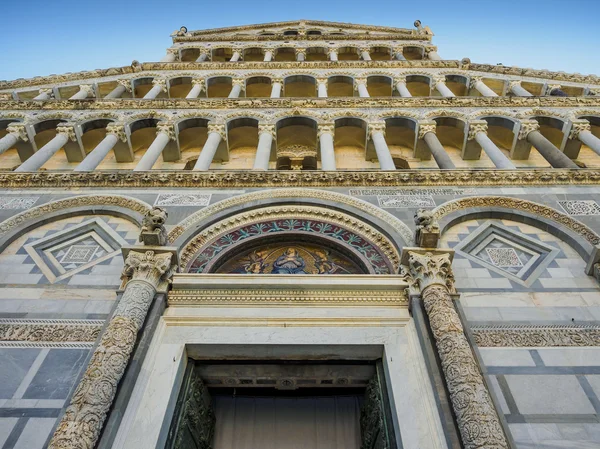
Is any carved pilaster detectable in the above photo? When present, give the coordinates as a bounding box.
[48,248,178,449]
[518,120,540,140]
[468,120,488,141]
[6,123,28,142]
[56,124,77,141]
[105,122,127,142]
[401,250,509,449]
[469,76,483,89]
[418,120,437,139]
[569,119,592,140]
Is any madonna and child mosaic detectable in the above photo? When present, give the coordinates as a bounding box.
[187,218,393,274]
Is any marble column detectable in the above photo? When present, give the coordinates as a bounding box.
[418,121,456,169]
[143,79,167,99]
[228,79,245,98]
[369,123,395,170]
[0,123,28,155]
[470,77,497,97]
[193,124,225,170]
[318,124,336,170]
[393,47,406,60]
[355,78,370,97]
[468,121,516,169]
[74,123,126,171]
[105,80,131,99]
[134,123,175,171]
[433,76,455,97]
[519,120,578,168]
[33,88,53,101]
[253,125,275,170]
[263,49,274,61]
[328,49,338,61]
[394,77,412,97]
[295,48,306,61]
[360,48,371,61]
[195,50,209,62]
[401,250,510,449]
[317,78,328,98]
[509,81,532,97]
[270,78,283,98]
[426,48,442,60]
[15,124,76,172]
[547,84,568,97]
[69,85,95,100]
[230,50,242,62]
[48,243,178,449]
[186,79,205,99]
[160,49,177,62]
[570,120,600,156]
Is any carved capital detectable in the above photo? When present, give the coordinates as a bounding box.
[424,46,438,55]
[207,123,226,140]
[116,79,133,92]
[567,120,591,140]
[317,124,335,138]
[468,120,488,140]
[589,88,600,96]
[295,48,306,56]
[431,75,446,86]
[231,78,246,90]
[151,78,167,92]
[258,124,276,139]
[79,85,95,97]
[518,120,540,140]
[359,47,371,54]
[156,122,176,140]
[354,77,367,89]
[121,250,175,287]
[402,250,455,294]
[418,120,437,139]
[316,77,328,86]
[6,123,28,142]
[198,47,210,56]
[469,76,483,89]
[38,88,54,98]
[328,49,338,56]
[105,122,127,142]
[191,78,206,91]
[56,124,77,141]
[508,80,522,91]
[392,45,404,54]
[271,77,284,85]
[393,76,407,88]
[368,122,386,137]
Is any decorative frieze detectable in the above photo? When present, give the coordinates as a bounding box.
[558,200,600,216]
[0,196,39,209]
[377,195,436,208]
[0,319,103,342]
[472,325,600,347]
[154,193,212,207]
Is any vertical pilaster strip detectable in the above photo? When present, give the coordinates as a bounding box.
[403,251,509,449]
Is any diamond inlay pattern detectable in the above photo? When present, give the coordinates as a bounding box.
[484,247,523,269]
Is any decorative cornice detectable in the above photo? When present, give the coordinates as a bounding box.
[1,170,600,191]
[173,33,426,43]
[472,324,600,347]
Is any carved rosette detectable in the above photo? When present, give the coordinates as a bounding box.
[418,120,437,139]
[468,120,488,141]
[207,123,226,140]
[48,250,176,449]
[258,124,276,139]
[156,122,176,140]
[105,122,127,142]
[569,120,591,140]
[403,251,509,449]
[518,120,540,140]
[6,123,28,142]
[56,124,77,141]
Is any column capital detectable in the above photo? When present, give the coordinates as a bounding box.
[368,122,386,137]
[518,120,540,140]
[569,119,592,140]
[317,123,335,138]
[120,247,177,294]
[508,80,523,90]
[392,45,404,53]
[198,47,210,55]
[6,123,28,142]
[166,47,179,56]
[546,84,562,95]
[151,78,167,92]
[261,47,275,54]
[295,48,306,56]
[399,249,455,295]
[56,124,77,141]
[231,78,246,90]
[207,123,227,140]
[39,88,54,98]
[156,122,176,140]
[359,46,371,53]
[271,77,284,85]
[354,77,368,89]
[424,46,438,55]
[106,122,127,142]
[328,48,338,56]
[469,76,483,89]
[431,75,446,86]
[191,78,206,90]
[418,120,437,139]
[117,79,133,92]
[468,120,488,140]
[79,85,95,97]
[393,76,407,88]
[316,77,328,86]
[258,124,276,139]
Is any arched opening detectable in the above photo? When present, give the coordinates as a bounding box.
[127,118,159,168]
[306,30,322,36]
[168,77,194,98]
[480,116,516,154]
[274,47,296,61]
[133,78,162,98]
[406,75,431,97]
[306,47,328,61]
[337,47,359,61]
[328,76,354,97]
[0,119,24,170]
[80,119,113,156]
[443,75,468,96]
[212,48,235,62]
[534,116,566,149]
[367,76,392,96]
[384,117,416,169]
[57,85,82,100]
[276,117,317,170]
[432,117,469,167]
[576,116,600,168]
[283,30,299,36]
[370,47,392,61]
[243,47,264,62]
[333,118,371,169]
[176,118,210,169]
[207,77,233,98]
[180,48,199,62]
[246,77,272,98]
[97,80,133,99]
[403,46,424,60]
[225,118,259,169]
[31,119,66,169]
[284,75,316,97]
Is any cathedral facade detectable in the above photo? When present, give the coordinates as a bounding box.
[0,19,600,449]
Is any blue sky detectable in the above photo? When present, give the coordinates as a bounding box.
[1,0,599,81]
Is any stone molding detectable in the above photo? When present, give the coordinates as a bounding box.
[432,195,600,245]
[472,324,600,347]
[1,170,600,192]
[0,319,103,342]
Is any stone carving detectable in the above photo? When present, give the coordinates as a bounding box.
[105,122,127,142]
[48,249,176,449]
[418,120,437,139]
[257,124,276,138]
[116,79,133,92]
[151,78,167,92]
[368,122,386,137]
[78,85,95,97]
[231,78,246,90]
[558,200,600,216]
[156,122,176,140]
[317,124,335,137]
[56,124,77,141]
[207,123,226,140]
[360,376,390,449]
[402,251,509,449]
[191,78,206,91]
[0,319,102,342]
[414,209,440,248]
[569,119,592,140]
[432,196,600,245]
[518,120,539,140]
[472,324,600,347]
[155,193,211,207]
[467,120,488,140]
[139,206,169,246]
[6,122,29,141]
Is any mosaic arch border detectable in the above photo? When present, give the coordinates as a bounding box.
[180,205,399,274]
[0,194,151,252]
[168,188,413,248]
